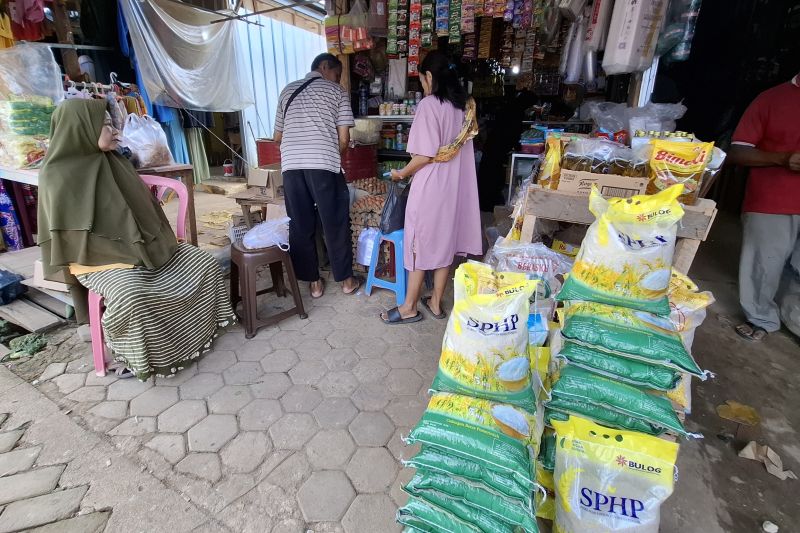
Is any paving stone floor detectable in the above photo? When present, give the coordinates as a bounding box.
[34,281,449,532]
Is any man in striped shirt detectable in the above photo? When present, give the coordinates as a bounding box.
[274,53,359,298]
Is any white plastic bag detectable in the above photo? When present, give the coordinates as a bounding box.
[242,217,291,250]
[356,227,379,266]
[122,114,174,168]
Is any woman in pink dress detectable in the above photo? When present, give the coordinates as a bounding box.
[381,50,482,324]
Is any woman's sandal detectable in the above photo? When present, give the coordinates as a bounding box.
[421,296,446,320]
[735,321,768,342]
[108,362,135,379]
[381,307,423,325]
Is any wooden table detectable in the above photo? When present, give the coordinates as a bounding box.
[232,188,285,229]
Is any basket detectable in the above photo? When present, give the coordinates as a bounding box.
[228,213,262,244]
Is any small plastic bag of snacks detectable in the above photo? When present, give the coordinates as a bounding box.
[557,185,685,316]
[485,237,574,299]
[648,139,714,204]
[552,416,679,533]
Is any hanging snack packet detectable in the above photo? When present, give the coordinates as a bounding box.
[398,495,516,533]
[560,301,707,378]
[557,185,685,316]
[552,416,679,533]
[404,471,539,532]
[432,262,538,412]
[403,447,533,503]
[546,366,693,437]
[406,392,543,488]
[648,139,713,205]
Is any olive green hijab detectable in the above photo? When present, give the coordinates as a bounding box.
[37,99,178,320]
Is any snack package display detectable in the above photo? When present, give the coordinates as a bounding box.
[405,392,543,487]
[404,470,539,531]
[432,262,538,412]
[485,237,574,300]
[557,185,685,316]
[560,301,706,377]
[648,139,714,205]
[546,367,692,437]
[552,416,679,533]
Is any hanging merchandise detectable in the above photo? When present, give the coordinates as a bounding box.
[558,0,586,20]
[436,0,449,37]
[656,0,702,62]
[563,11,587,83]
[494,0,506,19]
[397,0,410,55]
[368,0,388,36]
[463,32,478,60]
[449,0,463,42]
[0,181,23,251]
[475,0,484,17]
[387,0,400,55]
[499,23,515,67]
[408,0,422,74]
[421,0,435,48]
[584,0,613,51]
[477,16,493,58]
[461,0,476,34]
[602,0,669,75]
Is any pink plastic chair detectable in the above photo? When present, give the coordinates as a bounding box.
[89,175,189,376]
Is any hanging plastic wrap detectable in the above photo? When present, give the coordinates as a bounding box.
[656,0,702,62]
[118,0,253,111]
[602,0,669,75]
[563,13,587,83]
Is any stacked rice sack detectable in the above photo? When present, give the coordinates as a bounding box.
[544,184,713,532]
[0,94,54,168]
[398,262,544,533]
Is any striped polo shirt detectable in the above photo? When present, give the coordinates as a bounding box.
[274,71,355,173]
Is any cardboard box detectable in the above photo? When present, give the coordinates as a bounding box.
[557,170,648,198]
[247,163,283,198]
[264,201,287,221]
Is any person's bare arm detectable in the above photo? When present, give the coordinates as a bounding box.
[728,144,800,171]
[390,155,434,181]
[337,126,350,155]
[273,130,283,144]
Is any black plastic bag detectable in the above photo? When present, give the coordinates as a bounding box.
[379,181,410,234]
[0,269,25,305]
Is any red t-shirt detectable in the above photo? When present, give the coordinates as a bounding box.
[732,78,800,214]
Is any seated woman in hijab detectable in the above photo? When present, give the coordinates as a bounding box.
[37,99,236,381]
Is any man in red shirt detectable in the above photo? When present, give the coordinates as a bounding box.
[729,74,800,340]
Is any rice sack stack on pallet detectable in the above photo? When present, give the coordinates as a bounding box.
[541,184,714,532]
[398,262,545,533]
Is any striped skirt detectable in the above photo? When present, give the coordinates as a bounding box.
[78,243,236,380]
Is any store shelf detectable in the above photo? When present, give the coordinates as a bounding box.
[368,115,415,123]
[377,149,411,160]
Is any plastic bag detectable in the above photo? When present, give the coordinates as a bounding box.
[537,137,562,189]
[432,262,538,412]
[546,366,691,437]
[648,139,714,205]
[0,44,64,103]
[242,217,290,250]
[356,227,379,265]
[379,181,409,234]
[552,416,679,533]
[121,114,175,169]
[405,391,543,488]
[668,270,714,351]
[485,237,574,300]
[557,185,685,316]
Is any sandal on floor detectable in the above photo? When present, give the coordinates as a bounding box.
[421,296,446,320]
[381,307,423,325]
[735,321,768,342]
[310,278,325,299]
[343,276,364,295]
[108,362,135,379]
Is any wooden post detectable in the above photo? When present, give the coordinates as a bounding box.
[51,0,83,81]
[333,0,351,93]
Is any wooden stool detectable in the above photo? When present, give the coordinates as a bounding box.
[230,241,307,339]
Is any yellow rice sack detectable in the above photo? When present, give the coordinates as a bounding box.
[557,185,685,316]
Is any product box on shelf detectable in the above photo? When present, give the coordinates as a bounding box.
[557,170,648,198]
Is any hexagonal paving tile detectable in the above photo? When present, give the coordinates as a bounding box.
[107,378,152,401]
[351,382,393,411]
[316,371,359,398]
[129,387,179,417]
[385,396,427,427]
[236,340,273,362]
[223,362,264,385]
[278,314,307,331]
[326,329,361,349]
[354,337,388,359]
[287,360,327,385]
[157,400,207,433]
[213,332,248,351]
[279,384,322,413]
[297,471,355,522]
[386,368,424,396]
[88,401,128,420]
[65,386,107,403]
[345,447,397,493]
[390,468,414,507]
[208,385,253,414]
[269,413,318,450]
[305,429,356,469]
[260,349,299,373]
[294,338,332,361]
[382,346,421,369]
[313,398,359,429]
[352,359,390,384]
[299,320,335,340]
[197,351,237,373]
[323,348,359,371]
[176,453,222,483]
[154,364,198,386]
[348,411,395,447]
[145,434,186,465]
[342,494,401,533]
[269,330,305,350]
[238,399,282,431]
[187,414,238,452]
[250,373,292,399]
[180,373,225,400]
[221,431,271,473]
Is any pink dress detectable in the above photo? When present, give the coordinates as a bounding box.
[404,96,482,271]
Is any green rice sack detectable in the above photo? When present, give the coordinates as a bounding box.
[404,470,538,531]
[560,301,707,378]
[397,497,485,533]
[538,429,556,472]
[546,401,665,436]
[403,446,534,502]
[402,493,520,533]
[406,392,543,488]
[547,367,694,437]
[558,341,681,391]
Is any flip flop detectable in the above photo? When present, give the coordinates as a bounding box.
[421,296,446,319]
[735,321,767,342]
[343,276,364,295]
[310,278,325,299]
[108,362,135,379]
[381,307,423,325]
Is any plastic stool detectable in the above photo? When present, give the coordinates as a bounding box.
[364,229,407,306]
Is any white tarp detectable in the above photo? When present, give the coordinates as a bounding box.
[119,0,254,111]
